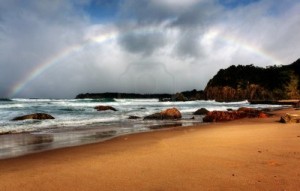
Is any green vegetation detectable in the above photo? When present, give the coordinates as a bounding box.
[207,64,291,91]
[205,58,300,100]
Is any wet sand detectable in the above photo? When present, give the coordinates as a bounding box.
[0,108,300,190]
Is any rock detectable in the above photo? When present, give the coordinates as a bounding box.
[203,111,238,122]
[193,108,209,115]
[280,113,300,123]
[144,108,182,120]
[160,108,182,119]
[237,107,262,118]
[128,115,141,119]
[174,93,188,101]
[258,112,268,118]
[203,108,269,122]
[144,113,163,120]
[94,105,117,111]
[12,113,55,121]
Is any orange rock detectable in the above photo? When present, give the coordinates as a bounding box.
[160,108,182,119]
[144,107,182,120]
[258,112,268,118]
[203,109,269,122]
[94,105,117,111]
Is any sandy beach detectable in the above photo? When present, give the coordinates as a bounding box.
[0,108,300,191]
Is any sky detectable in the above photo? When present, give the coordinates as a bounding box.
[0,0,300,98]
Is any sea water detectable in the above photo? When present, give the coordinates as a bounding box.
[0,98,285,159]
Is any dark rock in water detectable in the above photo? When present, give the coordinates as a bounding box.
[203,108,268,122]
[190,116,195,120]
[227,108,233,111]
[128,115,141,119]
[94,105,117,111]
[12,113,55,121]
[144,108,182,120]
[144,113,163,120]
[193,108,209,115]
[0,98,12,101]
[280,114,300,123]
[174,93,188,101]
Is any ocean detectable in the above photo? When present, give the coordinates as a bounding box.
[0,98,284,159]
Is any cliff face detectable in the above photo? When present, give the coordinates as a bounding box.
[205,59,300,102]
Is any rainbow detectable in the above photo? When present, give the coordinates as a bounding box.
[202,28,283,66]
[8,29,119,98]
[8,26,283,98]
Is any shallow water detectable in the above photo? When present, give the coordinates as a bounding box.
[0,98,285,159]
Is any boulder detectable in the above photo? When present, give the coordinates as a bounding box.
[128,115,141,119]
[280,113,300,123]
[193,108,209,115]
[160,108,182,119]
[144,108,182,120]
[258,112,268,118]
[12,113,55,121]
[203,108,269,122]
[237,107,262,118]
[144,113,163,120]
[203,111,238,122]
[94,105,117,111]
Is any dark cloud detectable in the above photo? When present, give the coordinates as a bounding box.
[118,30,167,55]
[0,0,300,98]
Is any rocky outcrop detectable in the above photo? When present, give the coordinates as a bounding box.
[205,85,274,102]
[94,105,117,111]
[203,108,268,122]
[204,59,300,102]
[193,108,209,115]
[12,113,55,121]
[144,108,182,120]
[280,113,300,123]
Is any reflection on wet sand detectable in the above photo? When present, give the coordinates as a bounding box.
[0,129,119,159]
[0,120,202,159]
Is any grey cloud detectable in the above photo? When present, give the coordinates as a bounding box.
[174,29,205,58]
[118,30,167,56]
[117,0,221,59]
[1,0,300,98]
[0,0,88,98]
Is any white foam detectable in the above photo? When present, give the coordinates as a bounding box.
[0,98,283,134]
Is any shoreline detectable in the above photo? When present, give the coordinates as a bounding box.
[0,108,300,190]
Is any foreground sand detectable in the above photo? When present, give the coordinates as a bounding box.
[0,108,300,190]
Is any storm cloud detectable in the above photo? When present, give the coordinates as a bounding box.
[0,0,300,98]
